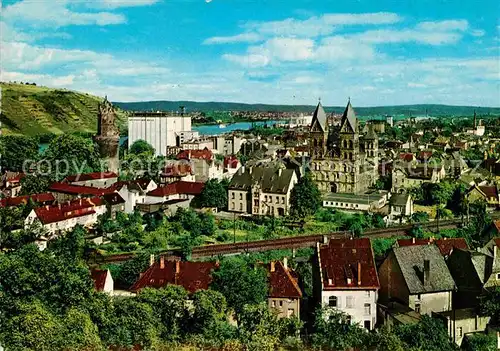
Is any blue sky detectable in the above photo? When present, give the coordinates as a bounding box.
[0,0,499,106]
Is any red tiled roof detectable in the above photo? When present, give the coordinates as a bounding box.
[64,172,118,183]
[0,193,55,208]
[176,149,213,161]
[34,197,104,225]
[399,153,414,162]
[478,186,498,199]
[147,181,204,197]
[130,259,218,293]
[162,162,193,177]
[318,238,380,290]
[223,156,240,169]
[397,237,469,256]
[268,261,302,299]
[91,268,108,291]
[49,182,115,196]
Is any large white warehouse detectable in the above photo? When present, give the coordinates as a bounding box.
[128,111,197,156]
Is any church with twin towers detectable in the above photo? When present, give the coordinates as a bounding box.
[308,99,379,194]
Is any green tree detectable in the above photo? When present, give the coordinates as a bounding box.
[62,307,103,351]
[129,139,155,155]
[20,174,54,195]
[43,134,101,178]
[436,204,453,233]
[411,211,429,223]
[211,257,268,317]
[290,174,322,219]
[394,315,457,351]
[238,303,282,350]
[462,333,498,351]
[136,285,189,341]
[479,287,500,325]
[197,178,228,210]
[191,289,228,335]
[115,252,152,288]
[0,135,39,171]
[311,307,367,350]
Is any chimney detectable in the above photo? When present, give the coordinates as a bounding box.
[412,237,415,244]
[270,261,275,272]
[423,259,430,286]
[160,256,165,269]
[357,262,362,286]
[175,260,180,274]
[283,257,288,270]
[149,254,155,266]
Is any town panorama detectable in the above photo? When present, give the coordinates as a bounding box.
[0,0,499,350]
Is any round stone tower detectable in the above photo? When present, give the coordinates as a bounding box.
[93,97,120,173]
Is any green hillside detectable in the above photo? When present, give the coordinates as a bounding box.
[114,100,500,117]
[0,82,126,136]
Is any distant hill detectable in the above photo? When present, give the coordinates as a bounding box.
[0,82,126,136]
[114,100,500,117]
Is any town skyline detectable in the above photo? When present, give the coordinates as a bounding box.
[1,0,499,106]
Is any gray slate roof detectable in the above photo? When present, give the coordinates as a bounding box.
[447,249,491,291]
[341,100,357,133]
[389,193,411,206]
[393,245,456,294]
[229,167,295,194]
[311,102,327,132]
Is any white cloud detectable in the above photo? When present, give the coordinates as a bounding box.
[353,29,462,45]
[243,12,402,37]
[417,20,469,32]
[222,53,270,68]
[2,1,126,27]
[203,32,262,45]
[81,0,160,9]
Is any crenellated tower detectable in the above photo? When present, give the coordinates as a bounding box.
[94,97,120,173]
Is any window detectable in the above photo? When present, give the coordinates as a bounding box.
[497,273,500,280]
[457,327,463,337]
[279,301,283,307]
[346,296,354,308]
[287,309,294,317]
[272,301,276,308]
[281,197,285,204]
[415,303,421,313]
[328,296,337,307]
[239,203,243,211]
[231,202,235,210]
[346,315,352,325]
[239,193,243,200]
[231,192,235,199]
[364,303,371,315]
[364,320,371,330]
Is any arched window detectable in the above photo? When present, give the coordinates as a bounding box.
[343,140,347,148]
[349,140,353,149]
[349,152,353,160]
[319,140,323,147]
[329,296,338,307]
[314,139,318,147]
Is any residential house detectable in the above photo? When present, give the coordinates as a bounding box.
[387,193,414,224]
[436,308,491,347]
[443,152,469,178]
[467,184,500,209]
[176,148,223,182]
[49,182,113,202]
[139,181,204,214]
[0,193,55,208]
[392,165,445,191]
[160,161,195,184]
[91,268,114,295]
[181,138,213,151]
[101,193,126,219]
[111,179,158,213]
[25,197,107,234]
[63,172,118,188]
[268,259,303,319]
[130,257,217,294]
[223,155,242,178]
[228,166,298,217]
[481,238,500,289]
[0,171,24,197]
[322,192,387,213]
[315,238,380,330]
[213,135,243,156]
[396,237,469,258]
[378,245,455,316]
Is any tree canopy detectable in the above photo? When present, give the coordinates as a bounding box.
[290,173,322,218]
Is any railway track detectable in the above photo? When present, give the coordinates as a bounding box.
[96,218,464,263]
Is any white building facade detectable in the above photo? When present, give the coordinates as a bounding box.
[128,112,193,156]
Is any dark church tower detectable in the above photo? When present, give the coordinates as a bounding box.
[94,97,120,173]
[309,101,328,158]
